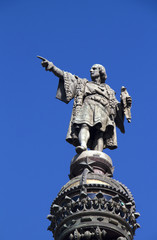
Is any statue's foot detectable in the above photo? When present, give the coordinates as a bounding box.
[75,146,87,154]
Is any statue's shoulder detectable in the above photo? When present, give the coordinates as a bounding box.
[74,75,88,85]
[105,83,115,94]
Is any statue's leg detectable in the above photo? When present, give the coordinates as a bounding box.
[92,131,104,152]
[75,124,90,154]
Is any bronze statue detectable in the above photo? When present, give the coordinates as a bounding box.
[38,56,132,154]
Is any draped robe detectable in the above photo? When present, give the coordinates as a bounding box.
[56,71,125,150]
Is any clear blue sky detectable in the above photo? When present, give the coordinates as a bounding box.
[0,0,157,239]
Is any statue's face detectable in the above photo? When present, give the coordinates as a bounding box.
[90,65,100,80]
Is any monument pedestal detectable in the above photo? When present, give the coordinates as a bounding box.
[47,151,140,240]
[70,150,114,178]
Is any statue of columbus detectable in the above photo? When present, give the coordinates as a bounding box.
[38,56,132,154]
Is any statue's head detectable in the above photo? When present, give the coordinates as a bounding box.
[90,64,107,83]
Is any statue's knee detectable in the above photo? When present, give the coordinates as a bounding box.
[81,123,89,130]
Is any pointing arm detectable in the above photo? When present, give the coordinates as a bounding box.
[37,56,64,79]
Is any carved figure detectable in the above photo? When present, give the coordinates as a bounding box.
[38,56,132,154]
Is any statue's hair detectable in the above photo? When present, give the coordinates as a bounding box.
[92,64,107,83]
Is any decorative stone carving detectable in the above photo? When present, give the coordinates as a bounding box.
[47,171,139,240]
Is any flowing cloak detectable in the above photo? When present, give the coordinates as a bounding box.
[56,71,125,150]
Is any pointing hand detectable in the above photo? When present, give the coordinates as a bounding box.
[37,56,54,71]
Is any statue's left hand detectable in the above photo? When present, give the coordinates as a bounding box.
[126,96,132,108]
